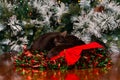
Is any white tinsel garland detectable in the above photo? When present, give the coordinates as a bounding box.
[31,0,56,27]
[72,0,120,53]
[9,36,28,52]
[0,24,5,31]
[0,0,14,11]
[7,15,28,52]
[8,15,23,36]
[30,0,68,31]
[72,0,120,38]
[79,0,91,8]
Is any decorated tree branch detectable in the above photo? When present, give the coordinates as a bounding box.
[14,42,111,70]
[0,0,119,70]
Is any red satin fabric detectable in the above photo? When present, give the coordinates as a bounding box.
[50,42,104,65]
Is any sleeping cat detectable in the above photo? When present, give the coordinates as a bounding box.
[47,35,107,59]
[30,31,67,52]
[30,31,85,58]
[47,34,85,58]
[30,30,85,52]
[54,34,85,46]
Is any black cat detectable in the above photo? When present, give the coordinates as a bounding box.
[47,34,85,58]
[30,31,67,52]
[30,31,85,58]
[47,35,107,59]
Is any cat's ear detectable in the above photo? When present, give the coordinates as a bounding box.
[60,31,67,37]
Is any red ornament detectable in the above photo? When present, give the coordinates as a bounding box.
[94,6,104,12]
[24,50,33,57]
[97,54,103,58]
[31,59,36,63]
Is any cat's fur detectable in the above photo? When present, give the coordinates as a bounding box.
[30,31,67,52]
[47,34,85,58]
[30,31,85,58]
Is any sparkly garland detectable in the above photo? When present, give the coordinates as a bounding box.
[14,46,111,70]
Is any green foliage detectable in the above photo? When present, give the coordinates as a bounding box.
[102,28,120,48]
[60,3,81,33]
[0,0,119,53]
[15,48,111,70]
[69,3,81,15]
[90,0,99,7]
[115,0,120,3]
[61,13,71,24]
[61,13,73,33]
[14,0,32,20]
[0,6,13,22]
[60,0,78,3]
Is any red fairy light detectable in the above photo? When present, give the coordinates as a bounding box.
[53,60,56,64]
[36,53,39,56]
[24,50,33,57]
[21,68,27,74]
[39,52,43,55]
[93,69,99,76]
[13,61,16,65]
[22,45,33,57]
[84,56,90,62]
[83,56,88,59]
[106,60,112,68]
[23,45,27,50]
[41,71,47,76]
[43,60,47,66]
[25,59,28,63]
[42,57,45,60]
[23,69,30,74]
[97,54,103,58]
[57,71,61,76]
[93,62,98,67]
[21,64,25,67]
[91,49,96,54]
[29,12,32,16]
[32,64,40,68]
[32,70,39,73]
[108,60,111,65]
[58,63,61,68]
[26,76,32,80]
[31,59,36,63]
[43,63,47,67]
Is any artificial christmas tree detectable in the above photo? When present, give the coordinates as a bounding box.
[0,0,119,70]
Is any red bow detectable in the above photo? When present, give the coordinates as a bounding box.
[50,42,104,65]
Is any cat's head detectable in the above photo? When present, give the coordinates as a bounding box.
[53,31,67,46]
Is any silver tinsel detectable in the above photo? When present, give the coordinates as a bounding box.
[8,15,23,36]
[72,0,120,53]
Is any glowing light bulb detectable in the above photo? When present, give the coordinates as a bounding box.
[78,0,80,3]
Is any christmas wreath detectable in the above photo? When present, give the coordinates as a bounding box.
[15,42,111,70]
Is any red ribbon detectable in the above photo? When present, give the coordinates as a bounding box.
[50,42,104,65]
